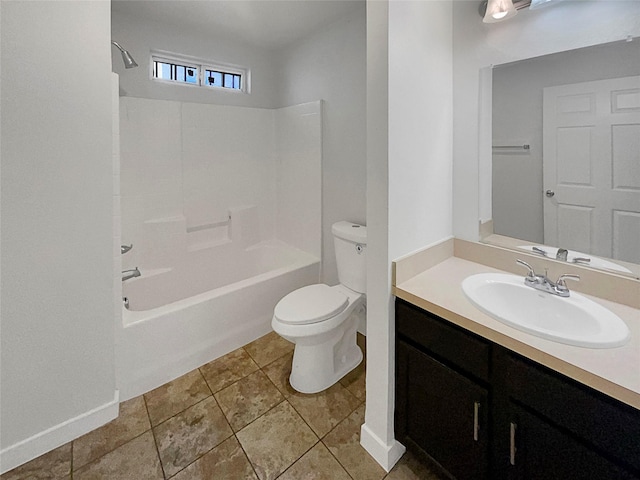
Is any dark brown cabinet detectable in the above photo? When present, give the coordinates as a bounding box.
[506,403,636,480]
[395,298,640,480]
[397,341,489,480]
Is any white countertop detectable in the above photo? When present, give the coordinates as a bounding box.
[394,256,640,410]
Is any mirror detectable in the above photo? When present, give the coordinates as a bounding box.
[486,38,640,278]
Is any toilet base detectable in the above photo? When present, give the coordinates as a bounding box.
[289,328,363,394]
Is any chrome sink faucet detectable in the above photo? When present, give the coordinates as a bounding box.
[516,259,579,297]
[556,248,568,261]
[122,267,141,281]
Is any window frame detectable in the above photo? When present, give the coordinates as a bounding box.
[150,51,250,94]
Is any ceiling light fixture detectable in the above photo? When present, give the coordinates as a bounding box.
[483,0,518,23]
[479,0,565,22]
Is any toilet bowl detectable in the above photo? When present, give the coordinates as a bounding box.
[271,221,367,394]
[272,284,364,393]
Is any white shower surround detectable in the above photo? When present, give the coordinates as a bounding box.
[117,97,322,399]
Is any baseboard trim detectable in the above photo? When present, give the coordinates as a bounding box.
[0,390,119,475]
[360,422,406,472]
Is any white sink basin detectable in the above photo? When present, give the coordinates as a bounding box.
[462,273,630,348]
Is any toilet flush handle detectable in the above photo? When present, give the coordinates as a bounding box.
[356,244,364,254]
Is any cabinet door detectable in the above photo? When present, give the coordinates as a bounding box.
[398,341,489,480]
[507,404,638,480]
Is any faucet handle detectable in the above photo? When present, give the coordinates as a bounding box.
[556,273,580,292]
[516,259,536,279]
[572,257,591,265]
[121,244,133,254]
[532,246,548,257]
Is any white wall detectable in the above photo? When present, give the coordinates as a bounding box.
[363,0,453,471]
[452,0,640,242]
[111,8,280,108]
[0,1,118,472]
[388,2,453,258]
[277,5,366,284]
[492,40,640,244]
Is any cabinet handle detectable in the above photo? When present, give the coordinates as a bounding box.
[473,401,480,441]
[510,422,517,466]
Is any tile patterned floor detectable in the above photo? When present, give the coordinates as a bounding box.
[1,332,446,480]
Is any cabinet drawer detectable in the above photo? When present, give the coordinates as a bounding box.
[506,353,640,474]
[396,299,491,382]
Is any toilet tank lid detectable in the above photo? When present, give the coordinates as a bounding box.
[274,284,348,325]
[332,221,367,244]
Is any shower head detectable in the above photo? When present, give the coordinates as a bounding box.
[111,41,138,69]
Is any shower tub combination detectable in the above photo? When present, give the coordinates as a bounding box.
[117,239,319,400]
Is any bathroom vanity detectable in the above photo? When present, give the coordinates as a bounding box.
[393,240,640,480]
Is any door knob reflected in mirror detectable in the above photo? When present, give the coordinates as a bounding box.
[545,190,555,197]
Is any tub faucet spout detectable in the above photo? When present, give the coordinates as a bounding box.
[122,267,141,281]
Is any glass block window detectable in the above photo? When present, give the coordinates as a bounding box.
[151,51,248,93]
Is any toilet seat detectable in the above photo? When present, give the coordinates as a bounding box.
[274,284,348,325]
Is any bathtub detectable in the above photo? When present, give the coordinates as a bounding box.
[116,239,320,400]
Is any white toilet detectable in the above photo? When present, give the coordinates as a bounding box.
[271,221,366,394]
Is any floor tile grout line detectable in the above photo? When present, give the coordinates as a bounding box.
[198,351,260,396]
[318,401,371,480]
[243,337,295,369]
[145,371,213,428]
[159,430,236,480]
[198,355,268,398]
[319,437,358,480]
[196,367,215,397]
[256,346,293,370]
[71,426,153,474]
[154,390,238,479]
[274,438,356,480]
[69,440,74,480]
[71,406,158,472]
[149,392,217,430]
[232,397,307,480]
[280,395,325,439]
[214,371,285,433]
[214,384,279,480]
[233,432,261,480]
[233,397,289,437]
[284,381,363,440]
[142,394,169,480]
[272,438,322,480]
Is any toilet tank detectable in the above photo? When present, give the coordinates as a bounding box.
[332,221,367,293]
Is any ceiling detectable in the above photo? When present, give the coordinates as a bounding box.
[112,0,364,50]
